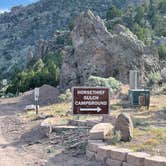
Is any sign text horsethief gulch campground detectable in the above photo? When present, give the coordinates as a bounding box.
[72,87,110,114]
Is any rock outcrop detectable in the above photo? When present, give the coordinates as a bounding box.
[114,113,133,142]
[60,10,159,90]
[0,0,114,78]
[89,123,114,140]
[0,0,152,79]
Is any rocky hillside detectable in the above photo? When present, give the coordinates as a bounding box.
[60,10,159,89]
[0,0,149,79]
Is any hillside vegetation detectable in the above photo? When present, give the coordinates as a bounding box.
[1,0,166,94]
[106,0,166,57]
[6,52,63,94]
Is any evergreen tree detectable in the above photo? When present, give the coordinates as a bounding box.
[135,6,145,25]
[106,5,122,20]
[33,59,44,72]
[158,0,166,14]
[133,23,144,41]
[158,45,166,60]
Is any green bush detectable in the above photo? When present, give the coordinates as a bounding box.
[58,89,72,102]
[56,35,65,45]
[148,71,162,85]
[158,0,166,14]
[158,45,166,60]
[87,75,122,95]
[7,51,63,94]
[6,93,15,98]
[106,5,122,20]
[105,0,166,43]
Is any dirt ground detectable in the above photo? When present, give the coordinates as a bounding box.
[110,94,166,157]
[0,97,102,166]
[0,87,166,166]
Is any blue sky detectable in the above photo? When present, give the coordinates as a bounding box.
[0,0,39,11]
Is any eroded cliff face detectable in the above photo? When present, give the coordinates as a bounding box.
[60,10,159,90]
[0,0,114,78]
[0,0,150,78]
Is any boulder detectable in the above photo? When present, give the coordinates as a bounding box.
[89,123,113,140]
[114,113,133,141]
[60,10,159,90]
[24,104,36,110]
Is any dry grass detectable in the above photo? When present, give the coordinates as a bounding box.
[22,101,102,124]
[22,102,72,121]
[117,127,166,156]
[108,89,166,156]
[40,102,71,115]
[150,95,166,110]
[21,86,166,156]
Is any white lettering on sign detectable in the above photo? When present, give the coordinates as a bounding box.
[75,89,108,106]
[83,96,99,100]
[77,90,105,95]
[73,87,109,114]
[75,101,107,106]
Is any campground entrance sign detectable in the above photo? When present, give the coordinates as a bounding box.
[72,87,109,115]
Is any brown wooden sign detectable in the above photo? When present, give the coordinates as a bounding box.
[72,87,110,115]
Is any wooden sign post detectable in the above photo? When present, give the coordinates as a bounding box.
[72,87,110,115]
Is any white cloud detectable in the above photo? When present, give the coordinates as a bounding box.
[0,9,9,14]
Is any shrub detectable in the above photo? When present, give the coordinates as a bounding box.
[158,45,166,60]
[144,138,159,146]
[58,89,72,102]
[148,71,162,85]
[87,75,122,95]
[7,51,63,94]
[109,130,122,145]
[106,5,122,20]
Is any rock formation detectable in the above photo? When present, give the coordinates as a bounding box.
[0,0,114,78]
[114,113,133,142]
[89,123,114,140]
[60,10,159,90]
[0,0,151,78]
